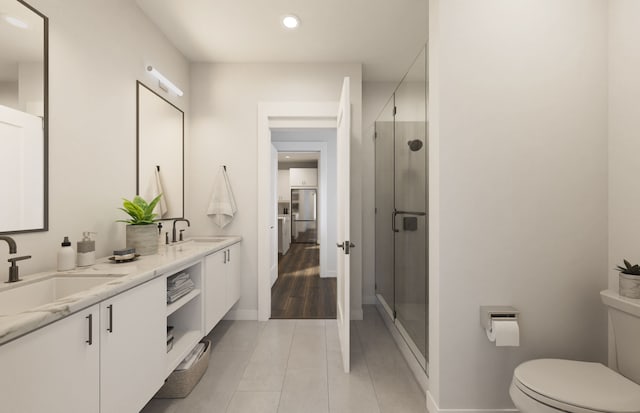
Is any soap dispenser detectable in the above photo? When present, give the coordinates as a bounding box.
[57,236,75,271]
[77,232,96,267]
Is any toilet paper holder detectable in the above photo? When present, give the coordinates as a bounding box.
[480,306,519,332]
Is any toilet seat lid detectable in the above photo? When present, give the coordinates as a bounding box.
[514,359,640,413]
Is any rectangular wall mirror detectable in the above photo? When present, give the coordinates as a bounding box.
[0,0,48,234]
[136,81,184,220]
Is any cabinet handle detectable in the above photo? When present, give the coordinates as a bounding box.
[223,250,227,264]
[228,249,231,262]
[86,314,93,345]
[107,304,113,333]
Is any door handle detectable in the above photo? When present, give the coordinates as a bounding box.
[336,241,356,255]
[392,210,399,233]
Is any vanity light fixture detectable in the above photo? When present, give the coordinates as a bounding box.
[285,155,291,159]
[146,65,184,97]
[282,14,300,30]
[2,15,29,29]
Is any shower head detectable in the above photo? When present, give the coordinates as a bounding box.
[407,139,423,151]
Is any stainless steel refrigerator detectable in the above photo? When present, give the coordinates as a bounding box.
[290,188,317,243]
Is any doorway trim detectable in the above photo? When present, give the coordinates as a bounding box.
[258,102,339,321]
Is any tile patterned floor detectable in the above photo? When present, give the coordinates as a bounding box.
[142,306,426,413]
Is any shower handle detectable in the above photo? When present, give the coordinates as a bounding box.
[395,210,427,216]
[393,209,426,233]
[392,210,399,232]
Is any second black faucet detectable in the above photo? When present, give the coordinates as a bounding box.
[172,218,190,243]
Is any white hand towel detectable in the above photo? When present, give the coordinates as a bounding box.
[207,166,238,228]
[150,167,168,218]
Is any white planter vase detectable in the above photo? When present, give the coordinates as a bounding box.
[619,273,640,299]
[126,224,158,256]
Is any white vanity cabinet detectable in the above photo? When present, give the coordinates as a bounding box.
[165,261,204,375]
[289,168,318,187]
[204,248,227,333]
[226,242,241,308]
[204,241,242,334]
[0,236,243,412]
[0,305,100,413]
[100,277,166,413]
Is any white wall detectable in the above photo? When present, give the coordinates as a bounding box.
[0,81,18,108]
[362,82,397,304]
[0,0,189,279]
[609,0,640,291]
[189,63,362,319]
[608,0,640,369]
[429,0,608,409]
[18,62,44,117]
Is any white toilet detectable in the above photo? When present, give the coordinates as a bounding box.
[510,290,640,413]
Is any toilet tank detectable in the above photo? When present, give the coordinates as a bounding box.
[601,290,640,384]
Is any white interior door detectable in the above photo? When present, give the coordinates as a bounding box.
[271,144,279,286]
[336,77,351,373]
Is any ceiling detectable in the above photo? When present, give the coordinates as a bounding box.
[135,0,428,82]
[278,152,320,163]
[0,0,45,81]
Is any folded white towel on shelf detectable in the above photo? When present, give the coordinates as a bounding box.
[206,166,238,228]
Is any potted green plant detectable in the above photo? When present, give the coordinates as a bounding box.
[615,259,640,299]
[118,195,162,256]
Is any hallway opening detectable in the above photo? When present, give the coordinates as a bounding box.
[270,133,337,319]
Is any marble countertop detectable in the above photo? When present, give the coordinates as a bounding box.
[0,236,241,346]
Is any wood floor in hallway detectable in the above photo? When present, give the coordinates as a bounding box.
[271,243,336,319]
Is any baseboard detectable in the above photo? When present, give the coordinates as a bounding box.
[375,300,428,394]
[427,392,518,413]
[427,392,438,413]
[363,295,377,305]
[320,271,337,278]
[396,318,427,369]
[351,307,363,320]
[224,309,258,320]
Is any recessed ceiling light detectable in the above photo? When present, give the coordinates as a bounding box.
[282,14,300,30]
[3,15,29,29]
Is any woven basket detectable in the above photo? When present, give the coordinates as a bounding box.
[154,340,211,399]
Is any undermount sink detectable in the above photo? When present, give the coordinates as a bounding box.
[169,237,228,251]
[189,237,227,243]
[0,275,121,316]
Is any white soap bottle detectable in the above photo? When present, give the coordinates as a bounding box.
[57,236,76,271]
[77,232,96,267]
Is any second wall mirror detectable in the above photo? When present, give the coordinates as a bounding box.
[0,0,48,234]
[136,81,184,219]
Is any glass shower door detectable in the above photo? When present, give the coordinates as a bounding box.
[393,48,428,367]
[375,96,396,316]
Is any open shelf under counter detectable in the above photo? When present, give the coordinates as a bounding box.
[166,289,201,317]
[166,328,202,376]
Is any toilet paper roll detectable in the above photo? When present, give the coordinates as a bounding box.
[486,319,519,347]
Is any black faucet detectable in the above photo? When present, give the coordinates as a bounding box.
[1,236,31,283]
[172,218,190,243]
[0,236,17,254]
